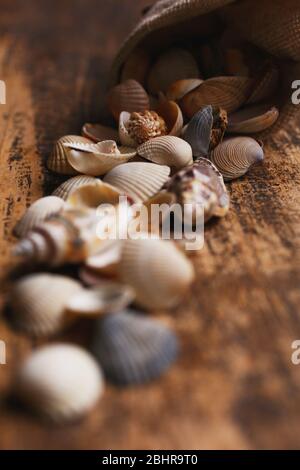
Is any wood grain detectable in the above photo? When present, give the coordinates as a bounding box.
[1,0,300,450]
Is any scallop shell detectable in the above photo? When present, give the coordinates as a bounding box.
[180,76,253,118]
[65,282,134,317]
[119,238,195,309]
[92,310,179,385]
[166,79,203,102]
[211,137,264,181]
[66,181,123,209]
[82,123,119,143]
[16,344,104,422]
[228,105,279,134]
[47,135,92,175]
[107,79,150,121]
[52,175,100,201]
[103,162,170,203]
[14,196,65,238]
[147,48,199,95]
[64,140,136,176]
[9,274,82,337]
[121,48,150,85]
[137,136,193,169]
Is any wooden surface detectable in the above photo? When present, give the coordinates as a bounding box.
[1,0,300,450]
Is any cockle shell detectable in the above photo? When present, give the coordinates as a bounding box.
[210,137,264,181]
[137,136,193,169]
[14,196,66,238]
[121,48,150,85]
[103,162,170,203]
[66,181,123,210]
[65,282,134,317]
[52,175,100,200]
[119,238,195,309]
[228,105,279,134]
[47,135,92,175]
[156,96,184,137]
[166,79,203,102]
[16,344,104,422]
[107,79,150,121]
[9,274,82,337]
[64,140,136,176]
[182,106,228,157]
[92,310,179,385]
[180,76,253,118]
[147,48,199,95]
[82,123,119,143]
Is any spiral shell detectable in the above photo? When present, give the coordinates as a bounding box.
[82,123,119,143]
[16,344,104,422]
[137,136,193,169]
[107,79,150,121]
[119,110,168,147]
[228,105,279,134]
[47,135,92,175]
[52,175,100,201]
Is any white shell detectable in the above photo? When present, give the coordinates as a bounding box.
[137,136,193,169]
[119,111,137,147]
[66,181,122,209]
[14,196,65,237]
[47,135,92,175]
[85,239,123,275]
[103,162,171,203]
[52,175,100,200]
[16,344,104,422]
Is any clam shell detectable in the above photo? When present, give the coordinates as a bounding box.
[47,135,92,175]
[107,79,150,121]
[103,162,170,203]
[228,105,279,134]
[121,48,150,85]
[64,140,136,176]
[82,123,119,143]
[137,136,193,169]
[52,175,100,201]
[156,96,183,137]
[16,344,104,422]
[92,310,179,385]
[183,106,213,157]
[66,282,134,317]
[10,273,82,337]
[85,239,122,276]
[211,137,264,181]
[66,181,123,209]
[119,238,195,309]
[147,48,199,95]
[166,79,203,102]
[14,196,65,238]
[180,76,253,118]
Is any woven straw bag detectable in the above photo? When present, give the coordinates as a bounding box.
[111,0,300,142]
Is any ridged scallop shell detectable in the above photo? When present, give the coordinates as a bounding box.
[52,175,100,200]
[211,137,264,181]
[64,140,136,176]
[65,282,134,317]
[147,48,199,95]
[47,135,92,175]
[16,344,104,422]
[166,79,203,101]
[119,238,195,309]
[228,105,279,134]
[103,162,170,203]
[9,274,82,337]
[82,123,119,143]
[180,76,253,118]
[14,196,65,238]
[107,79,150,121]
[121,48,150,85]
[137,136,193,169]
[66,181,123,209]
[92,310,179,385]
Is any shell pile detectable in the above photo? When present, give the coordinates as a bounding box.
[8,36,278,424]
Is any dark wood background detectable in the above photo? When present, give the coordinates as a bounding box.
[1,0,300,450]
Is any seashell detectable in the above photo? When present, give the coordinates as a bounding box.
[166,158,230,222]
[147,48,199,95]
[121,48,150,85]
[210,137,264,181]
[65,282,134,317]
[82,123,119,143]
[119,110,168,147]
[85,239,122,276]
[142,192,177,235]
[14,196,65,238]
[16,344,104,422]
[9,274,82,337]
[119,238,195,309]
[103,162,170,203]
[52,175,100,201]
[228,105,279,134]
[92,310,179,385]
[66,181,123,210]
[247,62,279,105]
[180,76,253,118]
[47,135,92,175]
[156,96,183,137]
[107,79,150,121]
[166,79,203,102]
[64,140,136,176]
[137,136,193,169]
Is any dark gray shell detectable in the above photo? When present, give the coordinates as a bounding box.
[182,106,213,157]
[91,310,179,386]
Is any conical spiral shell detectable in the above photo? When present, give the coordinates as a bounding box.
[137,136,193,169]
[52,175,100,201]
[107,79,150,121]
[47,135,92,175]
